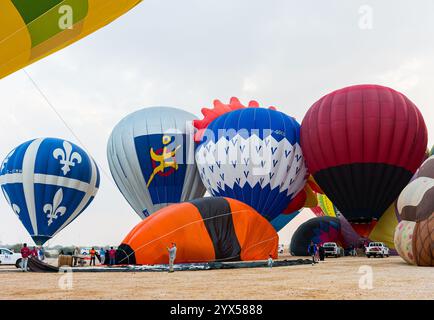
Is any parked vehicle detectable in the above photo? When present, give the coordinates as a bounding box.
[365,242,390,258]
[0,248,22,268]
[323,242,341,258]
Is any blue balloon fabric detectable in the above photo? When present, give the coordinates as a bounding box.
[270,212,299,232]
[195,107,307,230]
[0,138,100,245]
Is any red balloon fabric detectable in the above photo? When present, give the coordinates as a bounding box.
[301,84,427,223]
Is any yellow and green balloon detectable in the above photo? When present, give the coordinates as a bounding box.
[0,0,141,79]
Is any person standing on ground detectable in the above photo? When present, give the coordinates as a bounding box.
[104,249,110,265]
[267,254,274,268]
[30,246,38,258]
[38,247,45,261]
[89,247,96,266]
[352,244,358,257]
[99,247,105,265]
[167,243,177,273]
[73,247,80,266]
[109,247,116,265]
[318,244,325,261]
[307,241,317,265]
[20,243,31,272]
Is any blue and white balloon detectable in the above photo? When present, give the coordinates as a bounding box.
[195,107,307,230]
[107,107,206,219]
[0,138,100,245]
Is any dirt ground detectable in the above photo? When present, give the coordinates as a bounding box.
[0,256,432,300]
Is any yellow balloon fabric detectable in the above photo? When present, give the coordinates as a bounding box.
[369,204,399,249]
[0,0,141,79]
[317,194,336,217]
[303,183,318,208]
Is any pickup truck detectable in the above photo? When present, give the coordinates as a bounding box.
[322,242,341,258]
[0,248,22,268]
[365,242,389,258]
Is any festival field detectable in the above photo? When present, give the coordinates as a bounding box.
[0,256,432,300]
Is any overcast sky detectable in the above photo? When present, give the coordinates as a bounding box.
[0,0,433,246]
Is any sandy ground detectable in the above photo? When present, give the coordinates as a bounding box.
[0,256,432,300]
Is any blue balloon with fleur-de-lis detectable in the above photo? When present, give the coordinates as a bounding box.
[0,138,100,245]
[195,107,307,231]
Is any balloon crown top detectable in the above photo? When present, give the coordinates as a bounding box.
[193,97,276,142]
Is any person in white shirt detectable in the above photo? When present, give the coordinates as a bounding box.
[167,243,177,273]
[267,254,274,268]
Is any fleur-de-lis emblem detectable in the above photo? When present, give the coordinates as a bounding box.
[53,141,82,175]
[44,189,67,226]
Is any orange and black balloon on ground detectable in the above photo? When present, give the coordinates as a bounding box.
[116,197,278,265]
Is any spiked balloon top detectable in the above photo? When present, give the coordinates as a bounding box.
[193,97,276,142]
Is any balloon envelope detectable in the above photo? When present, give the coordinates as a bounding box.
[116,197,278,264]
[395,156,434,266]
[107,107,206,219]
[195,99,307,230]
[290,216,342,256]
[0,138,100,245]
[270,212,299,232]
[0,0,141,79]
[301,84,427,223]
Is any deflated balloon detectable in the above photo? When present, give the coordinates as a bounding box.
[0,138,100,245]
[0,0,141,79]
[116,197,278,265]
[107,107,206,219]
[301,84,428,225]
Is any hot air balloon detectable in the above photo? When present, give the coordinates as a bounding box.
[301,84,428,232]
[0,138,100,245]
[107,107,206,219]
[0,0,141,79]
[116,197,278,265]
[395,156,434,266]
[289,216,342,256]
[194,98,307,231]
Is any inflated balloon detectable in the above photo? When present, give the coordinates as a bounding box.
[395,156,434,266]
[194,98,307,231]
[397,156,434,222]
[107,107,206,219]
[301,84,428,225]
[0,0,141,79]
[116,197,278,265]
[0,138,100,245]
[289,216,342,256]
